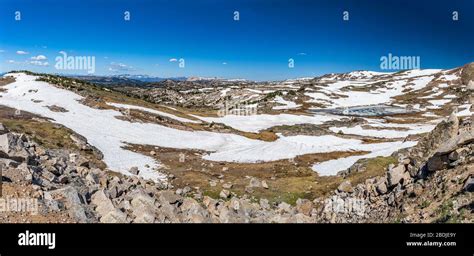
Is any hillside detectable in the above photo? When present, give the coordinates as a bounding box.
[0,63,472,223]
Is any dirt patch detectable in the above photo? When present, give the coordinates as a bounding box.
[46,105,69,113]
[0,76,15,87]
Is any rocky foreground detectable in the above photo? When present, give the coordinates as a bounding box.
[0,112,472,223]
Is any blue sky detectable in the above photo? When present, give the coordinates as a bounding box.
[0,0,473,80]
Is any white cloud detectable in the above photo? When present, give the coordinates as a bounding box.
[7,60,16,63]
[222,62,227,65]
[297,52,307,56]
[16,50,29,55]
[31,55,47,61]
[169,58,178,62]
[29,60,49,66]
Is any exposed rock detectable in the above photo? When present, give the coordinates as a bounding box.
[461,62,474,86]
[248,177,261,188]
[0,123,8,135]
[158,190,182,205]
[259,198,270,209]
[387,164,406,187]
[295,199,313,216]
[426,154,450,172]
[219,189,230,199]
[91,189,127,223]
[375,178,388,195]
[44,186,89,223]
[129,167,139,175]
[463,176,473,192]
[337,180,353,193]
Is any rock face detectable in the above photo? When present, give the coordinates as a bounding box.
[323,114,473,223]
[461,62,474,86]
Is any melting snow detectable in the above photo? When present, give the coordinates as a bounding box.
[2,73,422,180]
[272,96,301,110]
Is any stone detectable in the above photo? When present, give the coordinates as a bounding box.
[131,191,156,209]
[0,133,16,153]
[179,198,208,223]
[85,172,99,184]
[182,186,191,194]
[41,170,57,183]
[129,167,139,175]
[222,183,233,189]
[44,186,88,222]
[387,164,406,187]
[209,180,217,187]
[91,190,116,216]
[407,164,418,178]
[261,180,269,189]
[248,177,261,188]
[219,189,230,199]
[468,80,474,91]
[57,175,69,184]
[463,177,473,192]
[295,199,313,216]
[259,198,270,209]
[100,209,128,223]
[0,123,8,135]
[158,190,182,205]
[448,147,469,162]
[277,202,292,214]
[426,154,449,172]
[337,180,353,193]
[229,198,240,211]
[1,163,30,183]
[376,178,388,195]
[133,210,156,223]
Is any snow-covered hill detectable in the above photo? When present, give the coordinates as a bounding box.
[1,65,472,182]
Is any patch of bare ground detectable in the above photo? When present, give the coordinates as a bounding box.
[46,105,69,113]
[126,143,386,205]
[0,76,15,93]
[0,76,15,86]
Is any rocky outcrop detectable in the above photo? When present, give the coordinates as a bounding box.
[323,113,473,223]
[0,123,326,223]
[461,62,474,86]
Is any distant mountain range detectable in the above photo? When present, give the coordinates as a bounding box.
[67,74,187,88]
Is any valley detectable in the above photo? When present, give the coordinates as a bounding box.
[0,63,472,223]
